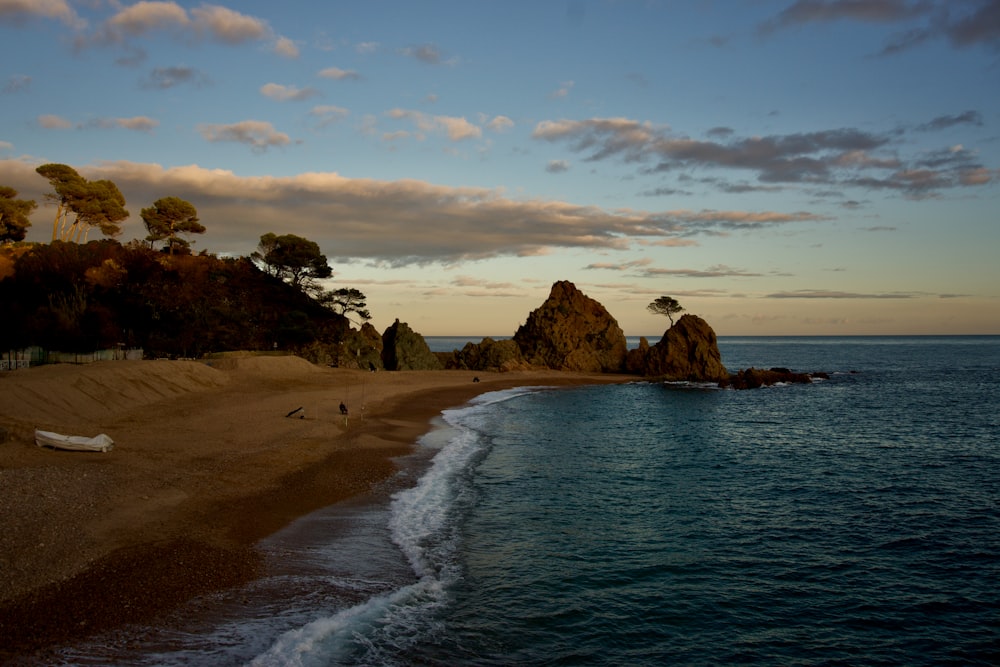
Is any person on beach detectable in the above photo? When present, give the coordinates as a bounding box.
[339,402,348,415]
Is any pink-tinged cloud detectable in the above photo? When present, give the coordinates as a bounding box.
[0,0,83,28]
[190,4,267,43]
[260,83,319,101]
[318,67,361,81]
[272,36,299,58]
[2,159,835,266]
[386,109,482,141]
[37,114,72,129]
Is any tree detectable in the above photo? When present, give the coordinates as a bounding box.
[0,186,37,242]
[647,295,684,327]
[320,287,372,322]
[251,232,332,293]
[35,163,129,242]
[141,196,205,255]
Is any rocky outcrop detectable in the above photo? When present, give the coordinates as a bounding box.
[513,281,628,372]
[721,367,830,389]
[381,319,443,371]
[442,337,530,372]
[626,314,728,382]
[332,322,384,370]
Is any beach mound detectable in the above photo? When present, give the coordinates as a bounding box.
[0,360,229,438]
[205,354,324,378]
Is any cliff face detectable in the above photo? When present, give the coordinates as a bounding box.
[627,314,728,382]
[513,280,628,373]
[381,319,443,371]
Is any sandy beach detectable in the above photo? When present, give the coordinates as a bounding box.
[0,355,629,660]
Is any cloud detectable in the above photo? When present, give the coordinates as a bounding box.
[142,65,209,89]
[761,0,1000,54]
[197,120,291,150]
[450,275,522,296]
[486,115,514,132]
[0,0,84,28]
[549,80,575,99]
[546,160,571,173]
[118,116,159,132]
[959,167,996,185]
[318,66,362,81]
[640,238,700,247]
[39,114,157,132]
[759,0,931,33]
[640,265,766,278]
[3,74,30,93]
[386,109,482,141]
[533,115,995,196]
[766,289,918,298]
[84,116,159,132]
[37,114,72,129]
[260,83,319,101]
[101,1,190,40]
[917,110,983,131]
[272,35,299,58]
[89,2,294,56]
[310,105,350,127]
[400,43,455,65]
[356,41,379,54]
[189,4,268,43]
[1,159,836,266]
[583,258,654,271]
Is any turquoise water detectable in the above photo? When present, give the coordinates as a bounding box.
[58,337,1000,666]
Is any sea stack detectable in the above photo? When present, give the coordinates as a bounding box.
[626,313,728,382]
[513,280,628,373]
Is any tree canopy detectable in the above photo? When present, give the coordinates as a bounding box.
[0,240,351,358]
[320,287,372,322]
[252,232,332,293]
[141,196,205,255]
[35,163,129,242]
[0,186,37,242]
[647,295,684,327]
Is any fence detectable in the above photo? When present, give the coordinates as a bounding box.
[1,347,144,370]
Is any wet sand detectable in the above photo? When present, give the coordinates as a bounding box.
[0,356,630,661]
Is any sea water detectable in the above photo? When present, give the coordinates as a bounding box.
[55,337,1000,666]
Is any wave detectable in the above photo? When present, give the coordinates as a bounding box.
[248,386,543,666]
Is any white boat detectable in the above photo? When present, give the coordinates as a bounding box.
[35,429,114,453]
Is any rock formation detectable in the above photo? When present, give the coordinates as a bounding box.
[381,319,443,371]
[513,281,628,372]
[442,337,530,372]
[334,322,384,370]
[627,313,728,382]
[721,367,829,389]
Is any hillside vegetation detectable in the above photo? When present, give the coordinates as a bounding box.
[0,240,352,360]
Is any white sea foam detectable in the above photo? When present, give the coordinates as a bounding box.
[248,386,541,666]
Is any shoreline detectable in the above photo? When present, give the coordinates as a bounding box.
[0,358,630,660]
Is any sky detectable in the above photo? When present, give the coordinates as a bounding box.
[1,0,998,337]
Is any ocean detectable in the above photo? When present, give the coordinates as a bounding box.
[55,337,999,666]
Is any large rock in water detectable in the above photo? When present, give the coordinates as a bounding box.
[513,281,628,372]
[626,314,728,382]
[381,319,443,370]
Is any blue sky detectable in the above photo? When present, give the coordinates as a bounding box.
[1,0,998,336]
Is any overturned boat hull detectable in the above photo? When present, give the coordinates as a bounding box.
[35,429,114,453]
